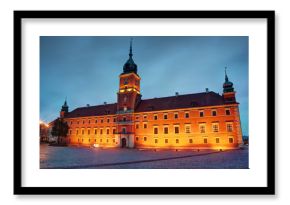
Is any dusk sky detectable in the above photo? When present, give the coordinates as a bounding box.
[40,36,248,136]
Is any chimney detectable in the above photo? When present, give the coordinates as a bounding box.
[104,102,107,105]
[86,104,90,107]
[205,88,209,93]
[175,92,179,96]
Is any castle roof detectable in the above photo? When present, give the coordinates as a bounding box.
[64,91,232,118]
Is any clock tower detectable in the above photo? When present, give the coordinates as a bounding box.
[116,39,141,148]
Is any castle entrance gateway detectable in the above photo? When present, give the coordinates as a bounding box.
[121,138,127,148]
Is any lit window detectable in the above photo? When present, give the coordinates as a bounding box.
[212,123,219,132]
[189,139,193,144]
[226,109,231,115]
[164,113,168,120]
[185,112,189,118]
[199,124,206,133]
[165,139,168,143]
[154,114,158,120]
[212,110,217,116]
[227,123,233,132]
[176,139,179,144]
[216,138,220,143]
[154,127,158,134]
[143,123,147,129]
[200,111,204,117]
[164,127,168,134]
[185,125,191,133]
[174,113,178,119]
[174,126,179,134]
[203,138,208,144]
[229,137,234,143]
[155,139,158,144]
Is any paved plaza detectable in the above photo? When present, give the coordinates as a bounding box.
[40,144,248,169]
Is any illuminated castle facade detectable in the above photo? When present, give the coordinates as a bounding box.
[57,41,243,150]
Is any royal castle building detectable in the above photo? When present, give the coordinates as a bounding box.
[55,41,243,150]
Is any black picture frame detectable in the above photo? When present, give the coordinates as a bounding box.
[14,10,275,195]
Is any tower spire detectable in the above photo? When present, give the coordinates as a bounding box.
[225,66,229,82]
[129,38,133,58]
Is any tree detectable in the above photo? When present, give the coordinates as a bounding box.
[51,118,69,145]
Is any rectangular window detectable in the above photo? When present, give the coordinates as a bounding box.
[122,127,126,134]
[227,123,233,132]
[101,119,103,123]
[143,115,147,120]
[135,116,139,120]
[203,138,208,144]
[164,113,168,120]
[199,111,204,117]
[164,127,168,134]
[154,127,158,134]
[100,139,102,143]
[77,121,80,124]
[69,129,72,135]
[88,129,90,135]
[189,138,193,144]
[212,110,217,116]
[136,124,139,129]
[83,120,85,124]
[113,128,116,134]
[76,129,79,135]
[144,137,147,141]
[94,129,97,135]
[88,120,90,124]
[95,119,97,123]
[185,125,191,133]
[113,118,116,122]
[106,139,109,143]
[174,126,179,134]
[136,137,139,141]
[185,112,189,118]
[154,114,158,120]
[107,118,110,123]
[176,139,179,144]
[212,123,219,132]
[199,124,206,133]
[216,138,220,143]
[165,139,168,144]
[106,128,109,134]
[82,129,84,135]
[143,123,147,129]
[155,139,158,144]
[113,139,115,143]
[70,121,73,125]
[100,129,103,135]
[174,113,178,119]
[229,137,234,143]
[226,109,231,115]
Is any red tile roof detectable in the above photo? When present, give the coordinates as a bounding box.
[64,91,230,118]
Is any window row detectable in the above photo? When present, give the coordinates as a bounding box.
[69,117,117,125]
[77,138,116,143]
[149,123,233,134]
[70,128,117,135]
[135,109,232,121]
[135,137,234,144]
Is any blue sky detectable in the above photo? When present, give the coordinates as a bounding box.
[40,36,248,136]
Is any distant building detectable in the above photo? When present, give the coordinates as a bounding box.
[39,122,49,143]
[52,41,243,150]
